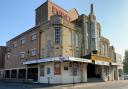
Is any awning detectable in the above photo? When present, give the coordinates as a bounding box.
[23,57,92,65]
[94,60,110,66]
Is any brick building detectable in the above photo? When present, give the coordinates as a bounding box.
[0,46,6,79]
[3,0,123,84]
[4,26,40,81]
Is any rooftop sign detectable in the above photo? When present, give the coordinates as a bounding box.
[52,6,71,21]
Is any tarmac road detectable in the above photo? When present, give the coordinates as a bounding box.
[0,80,128,89]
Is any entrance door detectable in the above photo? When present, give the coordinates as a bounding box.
[28,68,38,82]
[87,64,102,82]
[87,64,95,78]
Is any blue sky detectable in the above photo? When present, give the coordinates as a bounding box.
[0,0,128,57]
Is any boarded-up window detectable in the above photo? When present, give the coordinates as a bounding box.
[40,65,45,76]
[54,62,61,75]
[73,62,78,76]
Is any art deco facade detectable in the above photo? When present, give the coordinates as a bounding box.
[0,0,124,84]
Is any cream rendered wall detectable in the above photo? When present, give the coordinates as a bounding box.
[39,62,62,84]
[108,66,117,81]
[40,24,62,58]
[62,62,81,84]
[62,62,87,84]
[101,66,108,81]
[82,63,88,82]
[39,62,88,84]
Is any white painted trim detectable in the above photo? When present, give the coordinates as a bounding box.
[23,57,92,65]
[4,67,26,70]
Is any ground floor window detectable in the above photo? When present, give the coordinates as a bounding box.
[73,62,78,76]
[54,62,61,75]
[11,70,17,78]
[5,70,10,78]
[40,65,45,76]
[18,69,26,79]
[47,67,51,75]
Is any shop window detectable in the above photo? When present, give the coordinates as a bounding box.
[54,62,61,75]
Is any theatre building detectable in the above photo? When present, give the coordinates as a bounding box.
[3,0,123,84]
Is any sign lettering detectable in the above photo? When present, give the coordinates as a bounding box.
[52,6,71,21]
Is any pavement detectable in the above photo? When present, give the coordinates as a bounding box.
[0,80,128,89]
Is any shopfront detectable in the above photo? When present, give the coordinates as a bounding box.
[23,57,92,84]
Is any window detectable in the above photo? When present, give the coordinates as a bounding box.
[7,53,11,59]
[20,52,25,59]
[7,43,10,48]
[20,38,26,45]
[55,27,61,44]
[54,62,61,75]
[75,33,79,47]
[7,43,11,52]
[41,48,45,58]
[12,42,17,48]
[11,70,17,78]
[64,67,68,70]
[47,40,51,57]
[31,48,36,56]
[5,70,10,78]
[47,67,51,75]
[73,62,78,76]
[31,33,37,41]
[69,31,72,46]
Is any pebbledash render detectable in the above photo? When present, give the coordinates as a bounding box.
[2,0,124,84]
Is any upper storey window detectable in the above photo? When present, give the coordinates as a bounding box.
[69,31,72,47]
[31,48,37,56]
[31,33,37,41]
[75,32,79,48]
[55,27,61,45]
[7,53,11,59]
[12,42,17,48]
[20,38,26,45]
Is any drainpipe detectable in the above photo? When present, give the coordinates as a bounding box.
[72,62,75,84]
